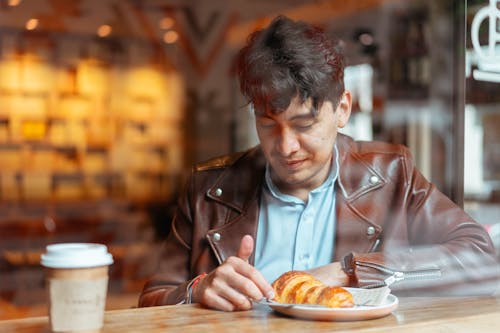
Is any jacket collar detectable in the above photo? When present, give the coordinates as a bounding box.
[335,133,387,201]
[206,134,387,211]
[205,147,266,213]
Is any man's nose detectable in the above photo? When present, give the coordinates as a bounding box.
[276,128,300,156]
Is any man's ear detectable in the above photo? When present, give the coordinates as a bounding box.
[335,91,352,128]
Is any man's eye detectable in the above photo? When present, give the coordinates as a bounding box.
[294,122,314,130]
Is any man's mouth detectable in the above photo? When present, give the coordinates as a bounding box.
[284,158,306,169]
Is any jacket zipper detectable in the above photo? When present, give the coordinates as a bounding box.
[356,261,442,289]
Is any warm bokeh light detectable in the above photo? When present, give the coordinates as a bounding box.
[159,17,174,30]
[97,24,112,37]
[8,0,22,6]
[163,30,179,44]
[25,18,38,31]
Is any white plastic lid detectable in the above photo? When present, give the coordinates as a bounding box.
[41,243,113,268]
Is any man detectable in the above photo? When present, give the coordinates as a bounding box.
[139,15,499,311]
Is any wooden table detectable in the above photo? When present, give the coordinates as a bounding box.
[1,296,499,333]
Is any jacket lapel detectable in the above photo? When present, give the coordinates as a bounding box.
[205,147,266,265]
[334,134,385,260]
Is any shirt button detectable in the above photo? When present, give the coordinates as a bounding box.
[213,233,221,241]
[214,188,223,197]
[369,175,379,184]
[367,226,376,236]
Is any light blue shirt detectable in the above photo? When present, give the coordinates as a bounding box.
[254,145,339,283]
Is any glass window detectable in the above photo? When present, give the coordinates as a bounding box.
[465,0,500,256]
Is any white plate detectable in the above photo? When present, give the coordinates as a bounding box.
[262,294,398,321]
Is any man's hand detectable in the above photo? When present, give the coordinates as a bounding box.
[307,262,349,286]
[191,235,275,311]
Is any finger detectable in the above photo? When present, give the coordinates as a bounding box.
[226,257,275,300]
[225,267,265,301]
[200,277,252,311]
[217,287,253,311]
[200,289,237,312]
[236,234,254,262]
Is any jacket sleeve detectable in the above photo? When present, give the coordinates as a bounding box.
[138,170,199,307]
[342,150,500,296]
[138,215,194,306]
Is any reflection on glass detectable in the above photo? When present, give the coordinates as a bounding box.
[465,0,500,256]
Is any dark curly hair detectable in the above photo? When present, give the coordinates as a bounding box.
[236,15,345,116]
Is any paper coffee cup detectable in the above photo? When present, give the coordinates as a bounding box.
[41,243,113,333]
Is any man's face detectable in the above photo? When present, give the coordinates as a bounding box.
[255,93,351,197]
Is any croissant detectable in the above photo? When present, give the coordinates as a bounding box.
[272,271,354,308]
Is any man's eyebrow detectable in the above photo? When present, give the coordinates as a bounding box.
[255,106,316,120]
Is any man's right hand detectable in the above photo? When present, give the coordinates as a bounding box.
[191,234,275,311]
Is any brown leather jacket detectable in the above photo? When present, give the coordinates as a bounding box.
[139,134,499,307]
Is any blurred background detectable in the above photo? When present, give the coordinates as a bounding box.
[0,0,499,319]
